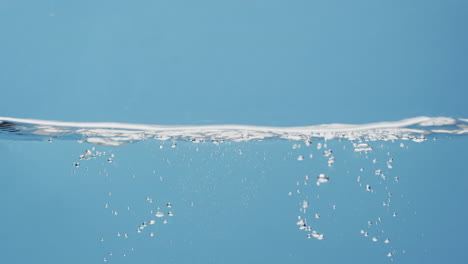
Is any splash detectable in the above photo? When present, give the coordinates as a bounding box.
[0,116,466,146]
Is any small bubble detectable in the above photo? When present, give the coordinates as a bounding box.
[366,185,371,191]
[400,142,405,148]
[155,211,164,218]
[297,155,304,161]
[100,237,104,242]
[309,154,313,159]
[168,211,174,216]
[73,162,80,167]
[171,143,177,148]
[103,258,108,262]
[150,232,154,237]
[79,150,93,160]
[316,174,329,185]
[372,237,378,242]
[393,212,397,217]
[317,143,322,150]
[384,238,390,244]
[107,158,113,163]
[163,219,168,224]
[323,149,332,157]
[311,231,324,240]
[314,213,320,219]
[375,169,382,175]
[302,201,309,209]
[117,232,121,237]
[387,252,393,257]
[166,202,173,208]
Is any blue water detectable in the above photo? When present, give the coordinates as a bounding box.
[0,118,467,263]
[1,1,468,263]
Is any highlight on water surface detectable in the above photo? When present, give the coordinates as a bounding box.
[0,116,467,146]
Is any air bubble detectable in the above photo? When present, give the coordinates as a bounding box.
[155,212,164,218]
[316,174,329,185]
[311,231,324,240]
[79,150,93,160]
[323,149,332,157]
[297,155,304,161]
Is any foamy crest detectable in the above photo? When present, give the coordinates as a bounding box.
[0,116,467,146]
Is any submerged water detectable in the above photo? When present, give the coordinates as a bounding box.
[1,116,467,264]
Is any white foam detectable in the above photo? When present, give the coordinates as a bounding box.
[1,116,467,146]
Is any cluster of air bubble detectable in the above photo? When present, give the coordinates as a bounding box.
[72,147,178,263]
[290,140,335,241]
[352,141,409,260]
[290,137,408,260]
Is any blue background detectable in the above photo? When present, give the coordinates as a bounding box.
[0,0,467,125]
[0,1,467,264]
